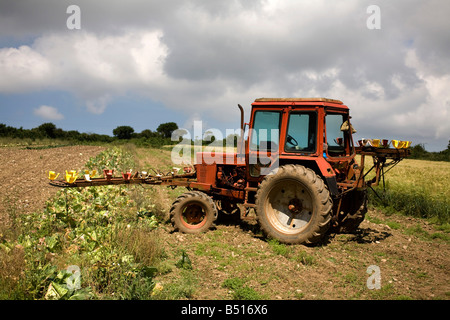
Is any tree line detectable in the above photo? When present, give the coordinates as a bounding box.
[409,142,450,162]
[0,121,241,148]
[0,122,180,147]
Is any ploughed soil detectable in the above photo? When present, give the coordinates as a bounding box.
[0,145,105,218]
[1,145,449,300]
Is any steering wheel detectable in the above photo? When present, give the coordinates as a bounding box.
[286,134,298,147]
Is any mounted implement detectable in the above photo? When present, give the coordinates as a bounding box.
[49,98,410,244]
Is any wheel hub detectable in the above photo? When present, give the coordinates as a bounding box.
[266,180,313,234]
[183,205,205,224]
[288,198,303,214]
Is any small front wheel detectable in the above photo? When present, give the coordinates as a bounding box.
[170,191,217,233]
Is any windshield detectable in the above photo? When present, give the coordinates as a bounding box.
[250,111,281,151]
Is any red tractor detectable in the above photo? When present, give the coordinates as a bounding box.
[50,98,410,244]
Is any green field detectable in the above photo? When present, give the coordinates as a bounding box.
[361,156,450,224]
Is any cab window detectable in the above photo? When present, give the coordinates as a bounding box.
[250,111,281,151]
[284,111,317,153]
[326,113,350,157]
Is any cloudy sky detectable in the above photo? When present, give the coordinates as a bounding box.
[0,0,449,151]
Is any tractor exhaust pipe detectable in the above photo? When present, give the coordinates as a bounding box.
[238,104,244,132]
[238,104,245,157]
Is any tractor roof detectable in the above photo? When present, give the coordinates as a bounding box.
[254,97,343,104]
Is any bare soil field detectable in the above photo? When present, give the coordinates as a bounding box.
[0,145,105,219]
[1,145,449,300]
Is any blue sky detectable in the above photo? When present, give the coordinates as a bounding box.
[1,0,449,151]
[0,90,187,135]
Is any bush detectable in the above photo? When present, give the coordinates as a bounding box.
[113,126,135,140]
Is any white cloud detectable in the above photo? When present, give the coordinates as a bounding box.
[0,45,52,92]
[0,30,168,114]
[399,49,450,140]
[34,105,64,120]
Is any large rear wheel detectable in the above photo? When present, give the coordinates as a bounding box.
[255,165,333,244]
[170,191,218,233]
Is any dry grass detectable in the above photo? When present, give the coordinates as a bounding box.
[114,226,165,267]
[358,156,450,223]
[359,156,450,197]
[0,245,26,298]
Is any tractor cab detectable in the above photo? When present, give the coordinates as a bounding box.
[245,98,357,196]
